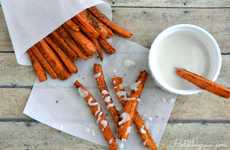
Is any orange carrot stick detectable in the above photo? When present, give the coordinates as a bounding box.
[117,71,148,141]
[63,20,96,56]
[84,10,113,39]
[112,77,157,150]
[176,68,230,98]
[91,38,104,61]
[74,11,99,39]
[74,80,117,150]
[93,64,120,125]
[45,37,78,74]
[88,6,133,38]
[28,49,47,82]
[57,27,89,60]
[30,46,58,79]
[98,37,116,54]
[37,40,69,80]
[50,31,78,61]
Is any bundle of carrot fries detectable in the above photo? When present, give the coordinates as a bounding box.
[74,64,157,150]
[28,6,133,82]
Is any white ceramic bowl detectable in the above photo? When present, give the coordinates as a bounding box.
[149,24,222,95]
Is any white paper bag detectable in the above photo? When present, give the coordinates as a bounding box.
[1,0,111,65]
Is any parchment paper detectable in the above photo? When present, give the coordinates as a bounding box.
[24,37,176,149]
[1,0,110,65]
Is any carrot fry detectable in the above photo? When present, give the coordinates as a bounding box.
[91,38,104,61]
[28,49,47,82]
[74,11,99,39]
[63,20,96,56]
[45,37,78,74]
[93,64,120,125]
[57,27,89,60]
[37,40,68,80]
[88,6,133,38]
[30,46,58,79]
[176,68,230,98]
[84,10,113,38]
[50,31,78,61]
[112,77,157,150]
[117,71,148,141]
[98,37,116,54]
[74,80,117,150]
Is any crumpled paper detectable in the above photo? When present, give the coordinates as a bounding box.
[1,0,177,149]
[1,0,110,65]
[24,36,176,149]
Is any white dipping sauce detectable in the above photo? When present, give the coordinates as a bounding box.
[155,31,210,90]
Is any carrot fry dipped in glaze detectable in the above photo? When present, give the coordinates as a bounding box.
[74,11,99,39]
[88,6,133,38]
[98,37,116,54]
[117,71,148,141]
[93,64,120,125]
[63,20,96,56]
[50,31,78,61]
[45,37,78,73]
[74,80,118,150]
[37,40,70,80]
[28,50,47,82]
[112,77,157,150]
[57,27,88,60]
[30,46,58,79]
[176,68,230,98]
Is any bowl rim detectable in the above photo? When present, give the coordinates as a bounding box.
[148,24,222,95]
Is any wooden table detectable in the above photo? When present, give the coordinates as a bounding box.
[0,0,230,149]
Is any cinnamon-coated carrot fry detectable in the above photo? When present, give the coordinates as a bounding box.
[98,37,116,54]
[112,77,157,150]
[57,27,89,60]
[85,10,113,38]
[93,64,120,125]
[91,38,104,60]
[50,31,78,61]
[37,40,69,80]
[74,80,117,150]
[176,68,230,98]
[117,71,148,141]
[88,6,133,38]
[74,11,99,39]
[63,20,96,56]
[45,37,78,74]
[30,46,58,79]
[28,49,47,82]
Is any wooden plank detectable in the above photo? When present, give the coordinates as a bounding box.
[4,53,230,86]
[0,122,229,149]
[109,0,230,8]
[1,8,230,53]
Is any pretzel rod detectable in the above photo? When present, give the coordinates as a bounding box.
[28,49,47,82]
[98,37,116,54]
[37,40,70,80]
[74,11,99,39]
[63,20,96,56]
[117,71,148,141]
[74,80,118,150]
[88,6,133,38]
[57,27,89,60]
[86,10,113,39]
[45,37,78,74]
[112,77,157,150]
[176,68,230,98]
[30,46,58,79]
[93,64,120,125]
[50,31,78,61]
